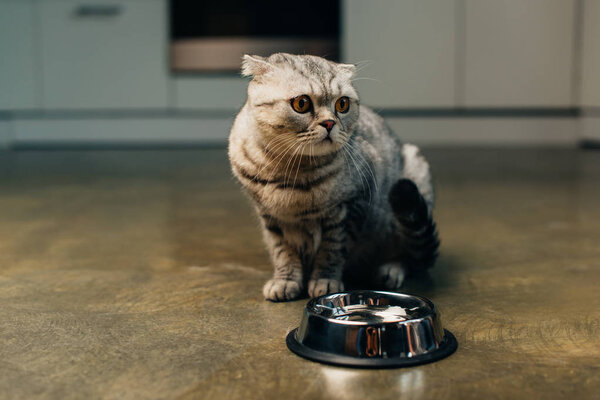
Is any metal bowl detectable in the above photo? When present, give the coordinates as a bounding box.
[286,291,457,368]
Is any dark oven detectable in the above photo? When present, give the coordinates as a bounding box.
[170,0,340,73]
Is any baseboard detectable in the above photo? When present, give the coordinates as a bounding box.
[579,139,600,149]
[3,114,581,148]
[10,116,234,148]
[579,111,600,144]
[10,141,228,150]
[0,120,12,149]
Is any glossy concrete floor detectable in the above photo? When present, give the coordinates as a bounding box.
[0,148,598,400]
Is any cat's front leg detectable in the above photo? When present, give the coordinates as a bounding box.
[308,205,348,297]
[260,216,304,301]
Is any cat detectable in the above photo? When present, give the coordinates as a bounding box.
[228,53,439,301]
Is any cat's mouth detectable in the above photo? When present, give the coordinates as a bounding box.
[322,136,333,143]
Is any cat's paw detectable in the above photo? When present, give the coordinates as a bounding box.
[308,279,345,298]
[375,263,406,290]
[263,279,302,302]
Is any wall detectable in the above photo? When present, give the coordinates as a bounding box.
[0,0,596,148]
[580,0,600,143]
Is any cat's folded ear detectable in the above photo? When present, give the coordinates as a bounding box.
[338,63,356,79]
[241,55,272,79]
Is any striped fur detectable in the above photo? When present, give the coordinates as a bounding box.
[228,53,439,301]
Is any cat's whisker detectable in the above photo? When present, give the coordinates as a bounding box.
[341,142,370,202]
[261,133,287,153]
[343,145,371,204]
[282,145,299,187]
[339,146,354,186]
[262,138,286,158]
[259,134,291,162]
[339,145,371,205]
[265,141,300,183]
[350,77,382,84]
[348,157,373,205]
[283,143,305,207]
[296,130,315,139]
[350,147,379,193]
[256,141,299,187]
[254,143,294,181]
[281,141,303,187]
[347,144,377,203]
[266,134,297,155]
[352,60,373,72]
[256,135,299,180]
[297,136,316,144]
[289,142,307,203]
[344,142,379,193]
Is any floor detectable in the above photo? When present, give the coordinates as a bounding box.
[0,148,598,400]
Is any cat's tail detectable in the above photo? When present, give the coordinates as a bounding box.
[388,179,440,270]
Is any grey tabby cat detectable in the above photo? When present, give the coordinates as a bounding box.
[228,53,439,301]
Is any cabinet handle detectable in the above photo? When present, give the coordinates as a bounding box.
[74,4,123,18]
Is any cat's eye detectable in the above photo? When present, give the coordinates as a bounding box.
[291,95,312,113]
[335,96,350,113]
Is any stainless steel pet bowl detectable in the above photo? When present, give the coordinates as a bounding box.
[286,291,457,368]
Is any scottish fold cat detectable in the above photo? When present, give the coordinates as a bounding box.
[228,53,439,301]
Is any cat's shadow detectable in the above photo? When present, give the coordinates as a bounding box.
[342,252,461,299]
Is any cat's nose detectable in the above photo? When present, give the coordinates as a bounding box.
[319,120,336,132]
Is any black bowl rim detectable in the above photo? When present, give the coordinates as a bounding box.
[286,328,458,368]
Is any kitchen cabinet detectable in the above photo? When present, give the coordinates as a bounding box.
[343,0,457,108]
[464,0,575,107]
[0,0,38,110]
[581,0,600,107]
[39,0,169,109]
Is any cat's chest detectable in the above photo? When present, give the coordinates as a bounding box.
[247,170,351,220]
[256,184,337,220]
[282,222,322,256]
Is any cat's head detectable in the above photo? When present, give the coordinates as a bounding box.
[242,53,359,156]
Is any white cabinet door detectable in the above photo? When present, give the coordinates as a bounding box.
[343,0,457,108]
[465,0,575,107]
[0,0,38,110]
[40,0,169,109]
[581,0,600,107]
